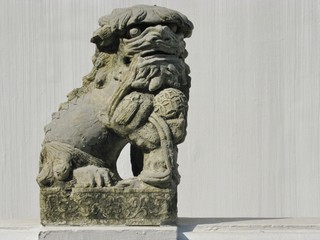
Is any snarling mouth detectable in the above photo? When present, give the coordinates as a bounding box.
[122,50,179,66]
[140,50,179,59]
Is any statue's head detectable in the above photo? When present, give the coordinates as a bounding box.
[89,5,193,95]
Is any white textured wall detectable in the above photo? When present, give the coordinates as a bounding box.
[1,0,320,220]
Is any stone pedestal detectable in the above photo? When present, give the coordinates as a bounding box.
[39,225,177,240]
[40,187,177,226]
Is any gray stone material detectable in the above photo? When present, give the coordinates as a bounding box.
[37,5,193,226]
[40,187,177,226]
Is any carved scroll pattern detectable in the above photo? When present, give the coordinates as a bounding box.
[40,189,176,225]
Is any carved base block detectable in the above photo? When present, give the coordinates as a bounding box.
[40,187,177,226]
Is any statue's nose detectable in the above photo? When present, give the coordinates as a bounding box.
[154,25,173,42]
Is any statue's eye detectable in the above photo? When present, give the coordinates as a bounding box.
[128,27,141,38]
[168,24,178,33]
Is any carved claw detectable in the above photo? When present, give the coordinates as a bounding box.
[74,165,113,188]
[115,177,151,189]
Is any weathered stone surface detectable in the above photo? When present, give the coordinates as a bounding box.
[37,4,193,226]
[40,187,177,226]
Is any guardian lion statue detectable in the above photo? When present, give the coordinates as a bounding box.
[37,5,193,190]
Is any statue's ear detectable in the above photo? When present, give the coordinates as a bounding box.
[91,25,117,51]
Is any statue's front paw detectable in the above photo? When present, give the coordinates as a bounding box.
[74,165,113,188]
[115,177,150,189]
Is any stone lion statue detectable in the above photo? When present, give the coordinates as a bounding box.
[37,5,193,189]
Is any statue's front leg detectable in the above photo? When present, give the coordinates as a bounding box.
[118,88,188,189]
[98,91,154,138]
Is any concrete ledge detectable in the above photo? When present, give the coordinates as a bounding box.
[0,220,177,240]
[0,219,40,240]
[178,218,320,240]
[39,225,177,240]
[2,218,320,240]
